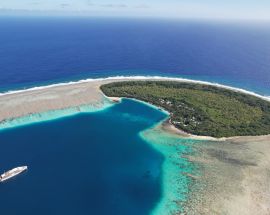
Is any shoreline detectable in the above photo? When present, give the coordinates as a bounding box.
[1,76,270,101]
[161,120,270,141]
[161,120,226,141]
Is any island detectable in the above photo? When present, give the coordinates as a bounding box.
[100,81,270,138]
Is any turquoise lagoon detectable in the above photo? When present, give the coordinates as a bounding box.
[0,99,199,215]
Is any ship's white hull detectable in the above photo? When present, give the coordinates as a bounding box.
[0,166,28,182]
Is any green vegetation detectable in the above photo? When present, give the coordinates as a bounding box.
[100,81,270,138]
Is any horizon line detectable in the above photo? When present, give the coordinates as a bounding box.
[1,12,270,23]
[1,8,270,22]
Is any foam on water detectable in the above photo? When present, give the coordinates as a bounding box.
[1,76,269,102]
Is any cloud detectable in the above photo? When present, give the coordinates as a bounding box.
[1,0,269,20]
[60,3,70,8]
[85,0,95,6]
[29,2,40,6]
[134,4,150,9]
[87,2,150,10]
[100,4,128,9]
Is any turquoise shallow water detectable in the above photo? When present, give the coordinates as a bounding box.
[0,97,114,131]
[0,99,199,214]
[141,127,200,214]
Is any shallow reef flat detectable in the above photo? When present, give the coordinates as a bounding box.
[0,81,105,123]
[181,135,270,214]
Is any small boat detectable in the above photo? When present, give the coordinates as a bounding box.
[0,166,28,182]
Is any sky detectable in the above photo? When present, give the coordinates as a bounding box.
[0,0,270,20]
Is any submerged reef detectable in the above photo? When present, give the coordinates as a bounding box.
[141,125,201,214]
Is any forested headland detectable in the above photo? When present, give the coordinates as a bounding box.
[101,81,270,138]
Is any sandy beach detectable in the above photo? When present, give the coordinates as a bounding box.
[0,77,270,214]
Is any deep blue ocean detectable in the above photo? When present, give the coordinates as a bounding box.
[0,16,269,95]
[0,99,166,215]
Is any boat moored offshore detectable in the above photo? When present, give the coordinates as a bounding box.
[0,166,28,182]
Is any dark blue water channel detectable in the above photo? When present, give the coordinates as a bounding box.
[0,99,167,215]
